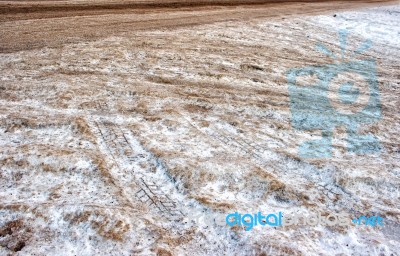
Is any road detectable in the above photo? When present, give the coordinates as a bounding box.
[0,0,397,52]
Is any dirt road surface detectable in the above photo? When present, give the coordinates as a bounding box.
[0,0,397,52]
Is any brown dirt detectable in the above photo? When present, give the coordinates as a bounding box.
[0,0,397,53]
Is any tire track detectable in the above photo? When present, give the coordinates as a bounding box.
[89,118,185,220]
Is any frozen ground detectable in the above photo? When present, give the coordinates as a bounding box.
[0,2,399,256]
